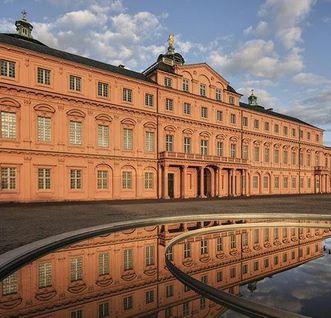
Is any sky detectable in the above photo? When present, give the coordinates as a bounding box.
[1,0,331,145]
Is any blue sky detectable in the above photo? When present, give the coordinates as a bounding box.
[1,0,331,145]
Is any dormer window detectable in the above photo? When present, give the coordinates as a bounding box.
[183,78,189,92]
[1,60,16,78]
[200,84,206,97]
[215,88,222,101]
[164,77,172,88]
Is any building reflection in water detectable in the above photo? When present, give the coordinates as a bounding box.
[0,220,330,318]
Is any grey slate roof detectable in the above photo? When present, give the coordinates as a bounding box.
[0,33,153,83]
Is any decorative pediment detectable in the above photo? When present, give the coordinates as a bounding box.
[306,148,312,153]
[253,140,261,146]
[242,138,251,144]
[182,128,194,135]
[199,131,211,138]
[66,109,86,118]
[0,97,21,108]
[264,142,271,148]
[291,146,298,151]
[143,121,157,129]
[95,114,112,122]
[33,104,55,113]
[121,118,136,126]
[229,136,238,142]
[164,125,176,133]
[283,145,290,150]
[273,143,280,149]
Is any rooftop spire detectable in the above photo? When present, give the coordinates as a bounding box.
[248,89,258,106]
[15,10,33,39]
[167,33,175,55]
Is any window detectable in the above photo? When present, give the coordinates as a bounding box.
[183,137,191,154]
[274,228,279,240]
[1,167,16,190]
[230,113,236,124]
[230,234,236,249]
[165,307,172,318]
[97,170,108,190]
[200,297,206,309]
[264,228,269,242]
[98,252,110,275]
[299,152,303,165]
[145,245,154,266]
[201,106,208,118]
[1,59,15,78]
[69,75,81,91]
[307,177,311,188]
[144,172,153,189]
[201,275,208,284]
[274,149,279,164]
[307,132,311,140]
[283,126,288,136]
[200,84,206,96]
[230,267,236,278]
[183,102,191,115]
[2,273,17,295]
[291,151,296,165]
[283,253,288,262]
[1,111,16,139]
[299,129,303,139]
[264,258,269,268]
[184,242,191,258]
[183,78,189,92]
[254,119,259,129]
[183,302,190,316]
[242,264,248,274]
[145,93,153,107]
[253,176,258,189]
[70,169,82,190]
[274,124,279,133]
[216,88,222,101]
[98,125,109,148]
[123,128,133,150]
[164,77,172,87]
[123,88,132,102]
[146,290,154,304]
[69,121,82,145]
[254,146,260,162]
[99,303,109,318]
[264,148,269,162]
[200,239,208,255]
[71,310,83,318]
[38,168,51,190]
[292,128,296,137]
[70,257,83,281]
[263,176,268,189]
[216,110,223,121]
[124,249,133,270]
[316,134,320,142]
[166,134,173,152]
[242,233,248,246]
[122,171,132,189]
[37,116,51,142]
[98,82,109,97]
[274,176,279,189]
[230,143,236,158]
[217,141,223,157]
[274,255,279,265]
[166,246,173,261]
[166,285,174,297]
[291,177,296,188]
[166,98,173,111]
[283,176,288,188]
[216,237,223,251]
[229,96,234,105]
[253,229,260,244]
[200,139,208,155]
[253,261,259,271]
[145,131,154,152]
[242,116,248,127]
[264,122,270,131]
[283,149,288,164]
[37,67,51,85]
[242,144,248,160]
[216,271,223,282]
[123,295,133,310]
[38,262,52,288]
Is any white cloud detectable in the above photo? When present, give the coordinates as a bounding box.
[238,87,279,107]
[57,10,106,29]
[292,72,331,86]
[244,21,269,37]
[0,18,15,33]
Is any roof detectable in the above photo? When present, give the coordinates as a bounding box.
[143,61,175,76]
[0,33,153,84]
[240,102,317,128]
[226,85,241,95]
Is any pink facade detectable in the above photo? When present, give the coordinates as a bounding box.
[0,21,331,202]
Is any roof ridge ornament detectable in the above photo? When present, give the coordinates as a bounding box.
[167,33,175,55]
[15,10,33,39]
[248,89,258,106]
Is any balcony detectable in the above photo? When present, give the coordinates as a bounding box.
[159,151,248,165]
[314,166,330,173]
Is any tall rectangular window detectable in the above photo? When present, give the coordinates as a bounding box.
[291,177,296,188]
[144,172,153,189]
[283,176,288,188]
[254,119,259,129]
[264,122,270,131]
[124,249,133,270]
[184,242,191,258]
[200,239,208,254]
[0,59,15,78]
[230,144,236,158]
[217,141,223,157]
[183,78,189,92]
[242,116,248,127]
[97,170,108,190]
[1,111,16,139]
[283,150,288,164]
[165,98,173,111]
[38,262,52,288]
[200,84,206,96]
[38,168,51,190]
[264,148,270,162]
[37,116,51,142]
[145,131,154,152]
[183,137,191,154]
[274,124,279,133]
[216,237,223,251]
[166,134,173,152]
[263,176,269,189]
[242,144,248,160]
[99,303,109,318]
[230,235,236,249]
[254,146,260,162]
[1,273,17,295]
[274,149,279,163]
[145,93,154,107]
[37,67,51,85]
[123,295,133,310]
[123,88,132,102]
[146,290,154,304]
[264,228,269,242]
[253,176,258,189]
[122,171,132,189]
[70,169,82,189]
[274,176,279,189]
[292,128,296,137]
[292,151,296,165]
[70,257,83,282]
[230,113,236,124]
[97,125,109,147]
[145,245,154,266]
[69,121,82,145]
[283,126,288,136]
[229,96,235,105]
[201,106,208,118]
[98,82,109,97]
[1,167,16,190]
[166,285,174,297]
[183,102,191,115]
[215,88,222,101]
[98,252,110,275]
[242,233,248,246]
[164,77,172,87]
[69,75,81,91]
[200,139,208,155]
[71,310,83,318]
[216,110,223,121]
[123,128,133,150]
[183,302,190,316]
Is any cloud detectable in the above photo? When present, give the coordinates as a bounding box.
[238,87,279,107]
[0,18,15,33]
[292,73,331,86]
[244,21,269,37]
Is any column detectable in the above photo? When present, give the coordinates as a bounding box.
[181,165,187,199]
[199,166,206,198]
[218,167,222,197]
[242,170,246,196]
[246,172,250,196]
[232,169,236,196]
[229,169,233,196]
[215,168,219,198]
[163,164,169,199]
[210,169,215,197]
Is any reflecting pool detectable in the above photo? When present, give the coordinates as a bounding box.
[0,218,330,317]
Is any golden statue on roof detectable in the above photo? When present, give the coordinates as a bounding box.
[168,33,174,48]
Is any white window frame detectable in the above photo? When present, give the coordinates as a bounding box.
[123,128,133,150]
[0,59,15,78]
[69,75,81,91]
[38,168,51,190]
[69,121,82,145]
[1,111,16,139]
[98,82,109,97]
[37,116,51,142]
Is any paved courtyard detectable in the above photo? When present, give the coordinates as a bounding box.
[1,194,331,255]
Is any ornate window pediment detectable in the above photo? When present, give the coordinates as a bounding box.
[182,128,194,135]
[229,136,238,142]
[242,138,251,145]
[66,109,86,118]
[33,104,55,113]
[253,140,261,146]
[164,125,176,133]
[144,122,157,129]
[273,143,280,149]
[121,118,136,126]
[216,134,226,140]
[199,131,211,138]
[0,97,21,108]
[95,114,112,122]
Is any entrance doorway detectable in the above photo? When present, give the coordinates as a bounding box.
[168,173,174,198]
[204,168,212,197]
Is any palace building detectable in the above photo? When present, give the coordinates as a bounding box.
[0,15,330,202]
